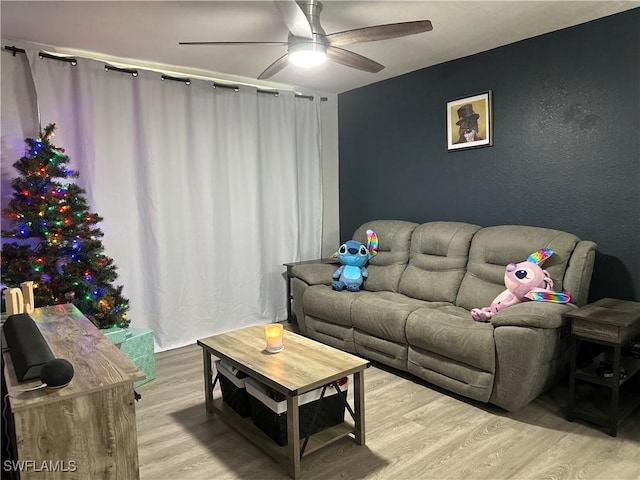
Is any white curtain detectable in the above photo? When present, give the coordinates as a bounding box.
[3,45,323,351]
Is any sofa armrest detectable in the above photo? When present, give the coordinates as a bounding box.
[291,263,336,286]
[490,302,576,329]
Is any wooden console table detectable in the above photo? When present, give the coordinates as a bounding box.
[2,304,145,479]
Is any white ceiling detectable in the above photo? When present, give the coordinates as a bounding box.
[2,1,638,94]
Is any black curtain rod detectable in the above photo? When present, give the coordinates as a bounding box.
[39,52,77,65]
[214,85,326,101]
[4,46,77,66]
[213,82,239,92]
[4,45,26,56]
[4,46,328,101]
[105,64,138,77]
[258,89,279,97]
[295,94,329,102]
[161,74,190,85]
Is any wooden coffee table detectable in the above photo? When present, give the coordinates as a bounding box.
[197,325,369,479]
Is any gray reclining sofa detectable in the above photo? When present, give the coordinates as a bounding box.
[290,220,596,411]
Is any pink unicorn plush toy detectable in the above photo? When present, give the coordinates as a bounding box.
[470,248,571,322]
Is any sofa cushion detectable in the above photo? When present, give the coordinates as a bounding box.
[303,285,365,327]
[456,225,582,312]
[407,348,494,402]
[398,222,481,302]
[305,317,356,353]
[352,220,417,292]
[351,292,440,344]
[354,331,408,370]
[405,305,495,373]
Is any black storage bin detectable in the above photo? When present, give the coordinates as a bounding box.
[245,377,348,446]
[215,360,252,418]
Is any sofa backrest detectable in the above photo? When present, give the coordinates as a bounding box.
[353,220,417,292]
[398,222,481,302]
[456,225,597,310]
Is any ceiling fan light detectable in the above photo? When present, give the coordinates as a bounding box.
[288,42,327,68]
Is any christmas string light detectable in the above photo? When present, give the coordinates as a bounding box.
[2,123,131,329]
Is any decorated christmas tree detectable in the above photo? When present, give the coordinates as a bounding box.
[1,123,130,329]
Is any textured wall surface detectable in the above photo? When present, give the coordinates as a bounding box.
[338,9,639,301]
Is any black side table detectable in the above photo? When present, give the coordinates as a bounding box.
[563,298,640,436]
[283,258,338,322]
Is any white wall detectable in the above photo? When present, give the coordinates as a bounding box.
[320,94,340,257]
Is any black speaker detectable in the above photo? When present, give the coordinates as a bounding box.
[40,358,74,388]
[2,313,54,381]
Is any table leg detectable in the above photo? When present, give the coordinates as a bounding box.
[354,370,366,445]
[610,345,622,437]
[286,267,293,322]
[202,349,213,414]
[286,394,301,479]
[568,336,579,422]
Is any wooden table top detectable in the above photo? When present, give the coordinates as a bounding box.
[2,304,145,412]
[198,325,369,395]
[563,298,640,327]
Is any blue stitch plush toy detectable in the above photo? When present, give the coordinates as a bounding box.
[331,230,378,292]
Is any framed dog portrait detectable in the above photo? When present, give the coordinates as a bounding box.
[447,90,493,151]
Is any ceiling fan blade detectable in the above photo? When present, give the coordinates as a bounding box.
[274,1,313,39]
[258,53,290,79]
[179,41,287,46]
[326,20,433,47]
[327,46,384,73]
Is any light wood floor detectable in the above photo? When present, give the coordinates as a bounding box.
[136,330,640,480]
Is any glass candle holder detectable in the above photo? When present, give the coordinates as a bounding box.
[265,323,284,353]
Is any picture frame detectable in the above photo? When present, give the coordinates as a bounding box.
[447,90,493,151]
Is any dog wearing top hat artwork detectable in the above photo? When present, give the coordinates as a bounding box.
[455,104,483,144]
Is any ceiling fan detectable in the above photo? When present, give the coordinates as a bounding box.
[178,0,433,80]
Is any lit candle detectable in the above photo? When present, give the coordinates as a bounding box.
[265,323,284,353]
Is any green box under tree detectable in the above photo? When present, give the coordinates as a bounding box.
[101,326,155,388]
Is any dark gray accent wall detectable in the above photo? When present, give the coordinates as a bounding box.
[338,8,640,301]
